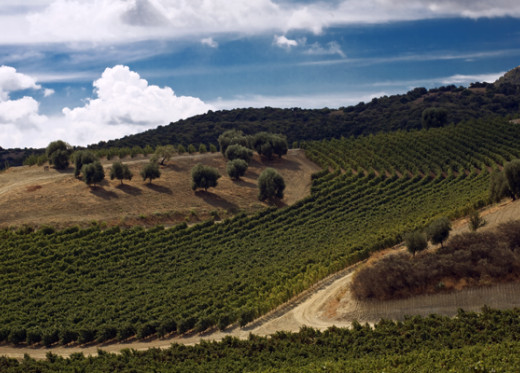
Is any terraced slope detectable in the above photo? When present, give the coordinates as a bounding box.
[1,118,519,346]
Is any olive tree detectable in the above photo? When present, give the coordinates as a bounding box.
[73,150,97,177]
[225,144,253,163]
[226,159,248,180]
[153,145,175,165]
[404,230,428,256]
[110,161,133,184]
[258,168,285,201]
[82,161,105,186]
[218,130,249,155]
[426,217,452,248]
[140,161,161,184]
[191,164,221,191]
[46,140,71,170]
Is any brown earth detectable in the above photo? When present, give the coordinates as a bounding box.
[0,149,320,229]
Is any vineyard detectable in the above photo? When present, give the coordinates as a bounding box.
[1,118,520,345]
[2,307,520,371]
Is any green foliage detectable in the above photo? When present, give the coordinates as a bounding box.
[110,161,133,184]
[258,168,285,201]
[3,309,520,371]
[468,209,486,231]
[140,161,161,184]
[153,145,175,165]
[46,140,71,170]
[422,107,448,129]
[81,161,105,186]
[489,170,511,202]
[426,217,451,248]
[191,163,221,191]
[218,129,250,155]
[225,144,253,163]
[85,79,520,153]
[198,144,207,153]
[130,146,143,158]
[73,150,97,177]
[226,159,248,180]
[404,230,427,256]
[143,145,154,156]
[1,118,520,344]
[177,144,186,154]
[251,132,288,160]
[504,159,520,199]
[187,144,197,154]
[209,144,218,153]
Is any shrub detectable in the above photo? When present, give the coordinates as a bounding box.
[199,144,207,153]
[468,209,486,231]
[188,144,197,154]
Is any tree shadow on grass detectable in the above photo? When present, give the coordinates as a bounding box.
[144,183,173,194]
[89,186,118,199]
[195,190,240,211]
[264,198,287,208]
[116,184,142,196]
[261,157,301,171]
[232,178,256,188]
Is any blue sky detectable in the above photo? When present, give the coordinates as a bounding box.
[1,1,520,148]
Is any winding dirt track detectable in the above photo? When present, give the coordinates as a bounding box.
[2,198,520,359]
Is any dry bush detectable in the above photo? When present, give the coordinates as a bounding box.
[351,221,520,301]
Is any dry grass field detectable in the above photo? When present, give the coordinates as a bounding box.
[0,149,320,229]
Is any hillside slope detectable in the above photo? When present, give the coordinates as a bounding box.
[89,67,520,150]
[0,150,319,229]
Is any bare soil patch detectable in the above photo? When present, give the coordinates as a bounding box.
[0,149,320,229]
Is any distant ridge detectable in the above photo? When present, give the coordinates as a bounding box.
[89,66,520,151]
[495,65,520,87]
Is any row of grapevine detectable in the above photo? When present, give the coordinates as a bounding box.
[0,118,518,344]
[2,308,520,371]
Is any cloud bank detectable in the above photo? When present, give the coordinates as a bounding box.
[1,0,520,45]
[0,65,213,148]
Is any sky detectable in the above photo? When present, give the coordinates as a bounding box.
[1,1,520,148]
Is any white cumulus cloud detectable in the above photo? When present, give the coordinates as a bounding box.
[0,66,47,140]
[0,65,41,100]
[0,65,213,148]
[201,37,218,48]
[274,35,298,49]
[63,65,213,126]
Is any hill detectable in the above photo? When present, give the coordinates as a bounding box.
[0,150,319,229]
[0,117,518,348]
[88,67,520,151]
